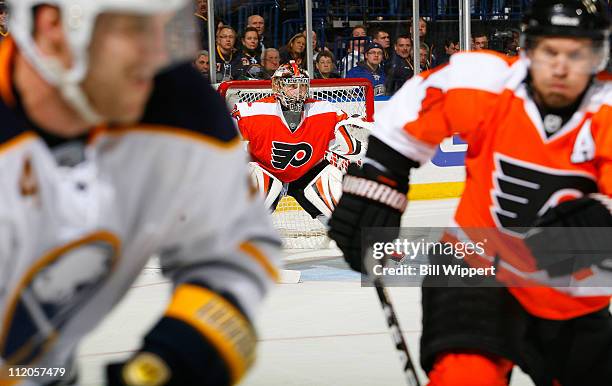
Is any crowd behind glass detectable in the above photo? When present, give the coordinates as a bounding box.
[0,0,524,98]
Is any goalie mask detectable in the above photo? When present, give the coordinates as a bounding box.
[272,61,310,112]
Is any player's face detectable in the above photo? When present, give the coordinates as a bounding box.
[395,38,411,59]
[529,37,596,108]
[283,82,308,100]
[243,31,259,50]
[82,12,172,124]
[0,8,7,30]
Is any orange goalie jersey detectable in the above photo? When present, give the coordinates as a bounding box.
[374,50,612,320]
[233,96,349,183]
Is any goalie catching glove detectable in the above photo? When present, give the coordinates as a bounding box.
[524,194,612,277]
[107,283,256,386]
[328,136,418,272]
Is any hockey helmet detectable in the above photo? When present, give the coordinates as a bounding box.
[271,61,310,112]
[521,0,610,72]
[7,0,195,123]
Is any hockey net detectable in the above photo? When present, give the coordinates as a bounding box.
[218,79,374,249]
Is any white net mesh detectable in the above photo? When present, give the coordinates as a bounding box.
[219,79,374,249]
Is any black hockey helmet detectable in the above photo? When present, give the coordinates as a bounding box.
[521,0,611,72]
[522,0,610,41]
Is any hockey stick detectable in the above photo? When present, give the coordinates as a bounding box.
[373,276,421,386]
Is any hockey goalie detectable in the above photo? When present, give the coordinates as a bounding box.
[232,61,368,224]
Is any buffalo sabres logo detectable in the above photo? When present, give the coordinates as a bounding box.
[0,232,120,365]
[490,153,598,236]
[271,141,313,170]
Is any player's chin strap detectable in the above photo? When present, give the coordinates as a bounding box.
[46,59,104,126]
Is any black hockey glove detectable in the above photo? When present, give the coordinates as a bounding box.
[524,195,612,277]
[107,284,256,386]
[328,136,417,273]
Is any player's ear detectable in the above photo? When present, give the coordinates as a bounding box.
[33,5,72,68]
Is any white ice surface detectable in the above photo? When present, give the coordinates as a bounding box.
[78,199,539,385]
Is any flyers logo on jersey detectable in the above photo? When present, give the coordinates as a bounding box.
[491,154,598,235]
[271,141,313,170]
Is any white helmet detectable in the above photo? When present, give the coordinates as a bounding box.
[7,0,192,124]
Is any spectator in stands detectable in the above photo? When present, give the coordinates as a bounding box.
[419,46,431,71]
[371,28,392,71]
[194,50,210,80]
[193,0,208,48]
[434,38,459,66]
[385,35,414,95]
[261,48,281,77]
[215,25,241,82]
[314,51,340,79]
[279,33,307,67]
[0,1,7,42]
[505,29,520,56]
[408,17,435,65]
[194,0,225,50]
[347,42,386,96]
[303,30,330,62]
[472,31,489,50]
[247,14,272,52]
[339,25,368,77]
[238,27,261,66]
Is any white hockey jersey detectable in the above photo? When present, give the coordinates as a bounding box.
[0,39,281,385]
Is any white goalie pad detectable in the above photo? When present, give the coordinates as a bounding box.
[248,162,283,210]
[303,164,343,218]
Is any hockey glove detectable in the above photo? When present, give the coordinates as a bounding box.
[107,283,256,386]
[328,137,416,273]
[524,195,612,277]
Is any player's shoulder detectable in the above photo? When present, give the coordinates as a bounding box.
[139,63,238,144]
[0,97,36,154]
[432,50,522,94]
[589,77,612,111]
[234,96,278,118]
[304,99,341,116]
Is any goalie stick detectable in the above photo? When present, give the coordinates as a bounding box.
[374,277,421,386]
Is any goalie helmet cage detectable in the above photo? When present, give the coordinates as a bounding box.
[218,78,375,250]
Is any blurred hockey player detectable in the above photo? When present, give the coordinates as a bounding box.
[232,61,367,223]
[330,0,612,385]
[0,1,8,42]
[0,0,280,385]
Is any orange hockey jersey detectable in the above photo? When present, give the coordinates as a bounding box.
[233,97,349,183]
[374,50,612,320]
